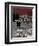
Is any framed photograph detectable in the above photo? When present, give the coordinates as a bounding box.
[5,2,37,44]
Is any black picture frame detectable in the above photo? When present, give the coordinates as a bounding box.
[5,2,37,44]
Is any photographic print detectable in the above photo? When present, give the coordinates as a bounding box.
[5,2,37,44]
[11,6,32,40]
